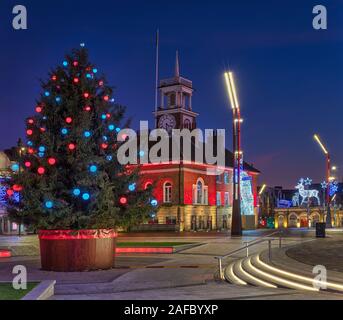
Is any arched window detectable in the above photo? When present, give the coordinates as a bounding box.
[144,182,153,190]
[184,119,191,129]
[163,182,172,203]
[197,180,203,204]
[193,178,208,205]
[169,93,176,107]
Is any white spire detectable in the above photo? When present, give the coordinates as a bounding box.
[175,50,180,77]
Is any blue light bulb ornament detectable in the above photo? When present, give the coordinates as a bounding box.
[93,68,98,73]
[73,188,81,196]
[108,124,115,131]
[86,73,92,79]
[27,141,33,146]
[101,114,107,120]
[61,128,68,135]
[102,136,108,141]
[63,61,68,67]
[45,201,53,209]
[128,183,136,192]
[38,152,45,158]
[106,155,113,161]
[82,193,90,201]
[39,146,46,152]
[116,128,121,133]
[56,97,61,102]
[89,165,98,173]
[84,131,91,138]
[150,199,158,207]
[44,91,50,97]
[11,164,19,172]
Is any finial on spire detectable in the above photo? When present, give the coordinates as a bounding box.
[175,50,180,78]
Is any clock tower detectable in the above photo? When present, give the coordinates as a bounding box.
[154,51,198,133]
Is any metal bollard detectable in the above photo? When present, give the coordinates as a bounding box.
[246,242,249,257]
[268,240,272,261]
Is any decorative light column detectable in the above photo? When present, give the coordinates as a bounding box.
[225,71,243,236]
[314,134,332,228]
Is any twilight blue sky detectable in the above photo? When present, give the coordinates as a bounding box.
[0,0,342,188]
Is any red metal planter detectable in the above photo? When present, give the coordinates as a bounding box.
[39,229,117,272]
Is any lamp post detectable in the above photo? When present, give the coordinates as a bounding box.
[314,134,332,228]
[225,71,242,236]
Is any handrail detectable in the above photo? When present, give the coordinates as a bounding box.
[215,230,283,280]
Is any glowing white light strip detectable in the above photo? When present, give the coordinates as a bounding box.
[256,255,343,292]
[314,134,328,155]
[238,260,277,288]
[248,257,318,292]
[227,263,247,285]
[229,72,240,110]
[224,72,236,110]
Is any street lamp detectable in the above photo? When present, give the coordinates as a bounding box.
[224,71,242,236]
[313,134,332,228]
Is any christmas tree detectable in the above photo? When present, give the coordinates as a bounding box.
[7,47,156,231]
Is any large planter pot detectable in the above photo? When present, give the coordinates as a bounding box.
[39,229,117,272]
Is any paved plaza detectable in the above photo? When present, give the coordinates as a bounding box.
[1,229,343,300]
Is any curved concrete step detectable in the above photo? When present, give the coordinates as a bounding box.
[231,258,277,288]
[247,255,318,292]
[256,253,343,293]
[225,253,343,293]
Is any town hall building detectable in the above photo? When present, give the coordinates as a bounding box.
[135,54,260,232]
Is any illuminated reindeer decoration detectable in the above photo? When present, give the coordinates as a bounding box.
[295,178,321,206]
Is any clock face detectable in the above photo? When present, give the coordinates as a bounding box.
[158,114,176,132]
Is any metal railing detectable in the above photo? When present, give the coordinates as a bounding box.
[215,231,283,280]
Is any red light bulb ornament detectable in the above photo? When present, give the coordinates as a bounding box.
[73,61,78,67]
[36,106,42,113]
[28,118,34,124]
[83,92,90,99]
[119,196,128,205]
[103,95,109,102]
[24,161,31,168]
[51,75,57,81]
[37,167,45,175]
[65,117,72,124]
[101,143,108,150]
[106,113,111,119]
[13,185,23,192]
[6,189,14,197]
[99,80,104,86]
[84,106,91,112]
[48,158,56,165]
[73,78,79,84]
[26,129,33,136]
[28,148,35,154]
[68,143,76,151]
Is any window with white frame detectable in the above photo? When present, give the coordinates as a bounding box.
[224,172,229,184]
[224,192,230,206]
[163,182,172,203]
[193,178,208,205]
[216,191,221,206]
